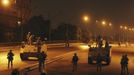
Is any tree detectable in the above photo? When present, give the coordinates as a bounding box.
[24,15,50,41]
[51,23,77,40]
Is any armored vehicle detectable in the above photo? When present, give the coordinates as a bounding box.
[88,40,112,65]
[20,43,47,60]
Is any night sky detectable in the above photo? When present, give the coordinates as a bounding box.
[31,0,134,27]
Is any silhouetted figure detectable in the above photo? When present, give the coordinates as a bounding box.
[124,54,129,74]
[72,53,79,72]
[26,32,31,44]
[120,55,125,75]
[7,50,14,69]
[98,40,103,48]
[36,37,42,53]
[96,35,103,48]
[118,42,121,47]
[105,40,109,48]
[120,54,129,75]
[96,53,102,72]
[29,35,34,45]
[11,68,19,75]
[38,51,47,72]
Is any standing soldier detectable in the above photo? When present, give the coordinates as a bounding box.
[7,50,14,69]
[96,53,102,72]
[72,53,79,72]
[26,32,31,44]
[120,55,125,75]
[41,51,47,69]
[29,35,34,45]
[36,37,42,53]
[124,54,129,74]
[38,51,47,72]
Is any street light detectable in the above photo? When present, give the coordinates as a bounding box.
[109,23,112,27]
[124,26,128,30]
[17,20,23,41]
[2,0,10,7]
[17,21,21,26]
[120,25,123,29]
[82,15,91,41]
[83,15,89,23]
[101,20,106,26]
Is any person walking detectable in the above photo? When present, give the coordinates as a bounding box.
[72,53,79,72]
[38,51,47,72]
[96,53,102,72]
[7,50,14,69]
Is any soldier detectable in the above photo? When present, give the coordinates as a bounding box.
[96,53,102,72]
[7,50,14,69]
[36,37,42,52]
[29,35,34,45]
[38,51,47,72]
[124,54,129,74]
[26,32,31,44]
[105,40,109,48]
[120,55,125,75]
[72,53,79,72]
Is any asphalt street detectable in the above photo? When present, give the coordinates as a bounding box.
[28,48,134,75]
[0,44,134,75]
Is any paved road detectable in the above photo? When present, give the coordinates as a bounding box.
[0,47,79,71]
[0,44,134,75]
[28,48,134,75]
[0,43,83,71]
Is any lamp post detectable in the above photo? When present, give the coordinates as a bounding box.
[2,0,10,7]
[17,20,23,41]
[83,15,90,41]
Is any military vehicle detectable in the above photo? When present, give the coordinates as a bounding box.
[88,40,112,65]
[20,43,47,60]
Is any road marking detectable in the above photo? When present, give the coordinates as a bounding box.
[19,50,79,75]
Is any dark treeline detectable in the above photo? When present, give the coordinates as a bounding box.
[0,15,80,42]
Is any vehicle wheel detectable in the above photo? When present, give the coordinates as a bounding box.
[88,57,93,64]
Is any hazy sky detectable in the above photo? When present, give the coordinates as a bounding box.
[31,0,134,27]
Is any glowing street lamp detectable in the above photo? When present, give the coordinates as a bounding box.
[109,23,112,27]
[101,20,106,26]
[124,26,128,30]
[17,21,21,26]
[2,0,10,7]
[120,25,123,29]
[83,15,89,23]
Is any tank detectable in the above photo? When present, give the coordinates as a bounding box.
[20,43,47,60]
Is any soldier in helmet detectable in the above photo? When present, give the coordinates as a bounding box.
[124,54,129,74]
[7,50,14,69]
[72,53,79,72]
[38,51,47,72]
[96,53,102,72]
